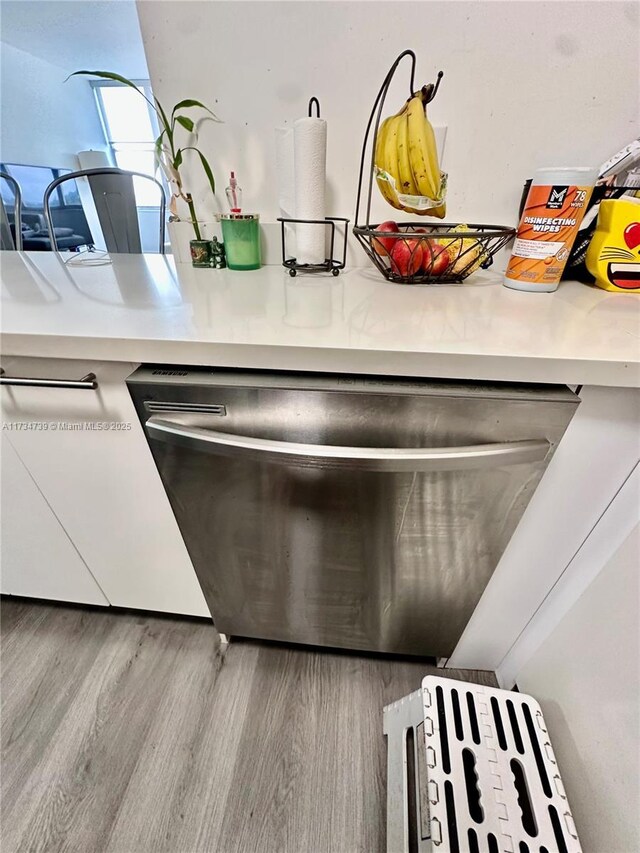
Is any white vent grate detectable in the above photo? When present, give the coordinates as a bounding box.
[384,676,582,853]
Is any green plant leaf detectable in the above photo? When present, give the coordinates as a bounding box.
[175,115,195,133]
[171,99,220,122]
[173,149,183,169]
[154,136,165,175]
[68,69,138,88]
[153,97,172,138]
[69,71,152,113]
[182,146,216,196]
[154,133,178,183]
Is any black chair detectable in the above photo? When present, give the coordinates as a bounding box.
[43,168,166,254]
[0,172,23,250]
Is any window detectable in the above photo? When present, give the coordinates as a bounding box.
[92,81,163,207]
[0,163,72,209]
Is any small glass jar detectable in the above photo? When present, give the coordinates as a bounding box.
[218,214,261,271]
[190,239,214,268]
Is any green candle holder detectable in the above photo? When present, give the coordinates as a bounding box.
[218,214,261,271]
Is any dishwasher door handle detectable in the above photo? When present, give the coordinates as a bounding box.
[145,416,550,472]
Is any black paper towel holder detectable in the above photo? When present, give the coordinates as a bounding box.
[278,97,349,277]
[277,215,349,277]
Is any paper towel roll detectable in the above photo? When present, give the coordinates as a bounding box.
[294,117,327,265]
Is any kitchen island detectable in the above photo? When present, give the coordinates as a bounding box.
[1,251,638,676]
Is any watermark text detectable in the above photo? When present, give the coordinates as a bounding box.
[2,421,133,432]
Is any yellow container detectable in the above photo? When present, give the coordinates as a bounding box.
[586,198,640,292]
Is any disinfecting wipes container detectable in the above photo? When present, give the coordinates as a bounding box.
[505,166,598,292]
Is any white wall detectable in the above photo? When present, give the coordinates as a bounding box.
[136,0,639,229]
[0,41,106,170]
[516,523,640,853]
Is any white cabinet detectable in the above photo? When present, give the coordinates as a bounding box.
[1,356,209,617]
[1,434,108,604]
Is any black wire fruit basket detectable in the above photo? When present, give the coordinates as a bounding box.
[353,50,515,285]
[361,221,515,284]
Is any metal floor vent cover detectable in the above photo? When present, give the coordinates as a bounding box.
[384,676,581,853]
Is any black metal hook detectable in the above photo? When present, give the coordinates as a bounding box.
[423,71,444,104]
[308,97,320,118]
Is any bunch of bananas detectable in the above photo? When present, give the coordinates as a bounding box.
[375,85,445,218]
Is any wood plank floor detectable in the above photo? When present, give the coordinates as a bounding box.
[1,598,496,853]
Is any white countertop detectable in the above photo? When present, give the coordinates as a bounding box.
[1,252,639,386]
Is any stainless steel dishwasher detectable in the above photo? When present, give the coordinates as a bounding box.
[128,368,578,656]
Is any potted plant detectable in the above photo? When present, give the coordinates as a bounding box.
[70,70,219,261]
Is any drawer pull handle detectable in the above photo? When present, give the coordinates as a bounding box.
[0,368,98,390]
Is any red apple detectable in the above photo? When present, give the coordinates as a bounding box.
[411,228,450,276]
[372,220,400,257]
[421,241,451,276]
[390,238,423,278]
